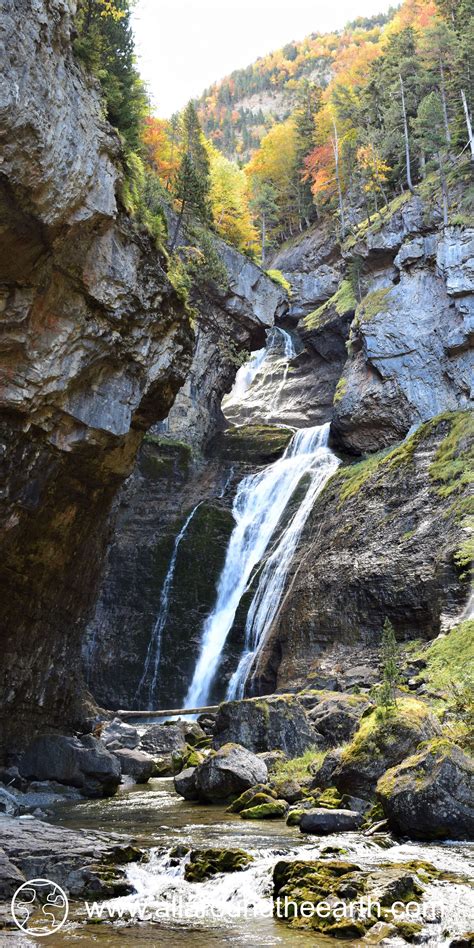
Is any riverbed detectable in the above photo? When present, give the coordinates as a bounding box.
[44,778,474,946]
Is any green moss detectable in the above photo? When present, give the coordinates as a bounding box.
[428,411,474,578]
[227,784,277,813]
[333,376,347,405]
[286,809,305,826]
[240,800,288,820]
[355,286,392,324]
[266,269,292,296]
[272,748,326,781]
[213,425,293,463]
[341,697,434,770]
[304,279,356,330]
[394,920,423,941]
[184,848,254,882]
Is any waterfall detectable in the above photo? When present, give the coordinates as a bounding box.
[222,327,295,423]
[184,423,339,709]
[227,427,339,698]
[136,503,202,708]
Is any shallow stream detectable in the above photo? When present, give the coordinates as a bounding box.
[46,778,474,947]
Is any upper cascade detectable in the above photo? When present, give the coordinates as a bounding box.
[222,327,301,428]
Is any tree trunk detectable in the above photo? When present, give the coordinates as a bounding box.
[438,153,449,226]
[461,89,474,162]
[399,74,414,192]
[170,199,186,253]
[332,120,346,238]
[439,59,452,146]
[261,211,266,267]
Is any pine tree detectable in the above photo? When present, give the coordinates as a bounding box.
[413,91,451,224]
[377,618,400,714]
[171,103,211,250]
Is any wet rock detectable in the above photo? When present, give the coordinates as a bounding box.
[184,848,253,882]
[0,848,25,899]
[174,767,198,801]
[240,799,288,819]
[213,695,322,757]
[112,748,155,784]
[331,698,441,797]
[194,743,268,802]
[377,739,474,840]
[308,693,372,746]
[100,719,140,750]
[18,735,121,798]
[0,815,142,898]
[300,808,363,834]
[227,784,277,813]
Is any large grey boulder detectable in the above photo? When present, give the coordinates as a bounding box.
[300,808,363,834]
[194,743,268,802]
[377,739,474,840]
[100,718,140,750]
[213,696,322,758]
[174,767,198,801]
[112,748,154,784]
[19,734,121,798]
[139,723,188,756]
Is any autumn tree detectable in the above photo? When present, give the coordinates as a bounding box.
[208,148,257,252]
[356,143,390,217]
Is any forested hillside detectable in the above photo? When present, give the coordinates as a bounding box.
[71,0,473,270]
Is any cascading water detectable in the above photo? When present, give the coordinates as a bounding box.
[136,502,202,709]
[184,423,339,709]
[222,326,295,425]
[227,426,339,699]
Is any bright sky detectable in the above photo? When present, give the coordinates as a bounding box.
[132,0,397,118]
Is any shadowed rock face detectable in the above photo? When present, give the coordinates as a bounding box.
[0,0,193,752]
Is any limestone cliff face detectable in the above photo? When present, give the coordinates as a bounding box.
[253,413,473,693]
[0,0,193,750]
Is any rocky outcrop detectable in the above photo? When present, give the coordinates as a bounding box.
[253,413,473,693]
[269,221,343,320]
[213,695,322,757]
[332,207,473,454]
[0,815,141,899]
[0,0,193,752]
[377,739,474,840]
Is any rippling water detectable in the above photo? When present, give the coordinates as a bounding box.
[46,778,474,947]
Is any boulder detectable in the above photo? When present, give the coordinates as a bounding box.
[300,808,364,834]
[194,743,268,802]
[310,748,344,790]
[240,800,288,820]
[112,748,155,784]
[100,718,140,750]
[139,722,188,756]
[0,848,26,899]
[174,767,198,801]
[269,777,304,804]
[257,750,287,772]
[213,695,322,757]
[331,698,441,796]
[19,734,121,798]
[308,693,372,746]
[377,739,474,840]
[0,787,20,817]
[227,785,277,813]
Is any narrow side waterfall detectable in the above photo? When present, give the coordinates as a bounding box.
[136,503,202,708]
[184,423,339,708]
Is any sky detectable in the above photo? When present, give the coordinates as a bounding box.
[132,0,397,118]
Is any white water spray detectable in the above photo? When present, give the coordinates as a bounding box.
[184,424,338,708]
[136,503,202,708]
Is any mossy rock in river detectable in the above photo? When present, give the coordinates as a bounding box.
[184,848,254,882]
[240,799,288,820]
[273,858,427,934]
[227,784,277,813]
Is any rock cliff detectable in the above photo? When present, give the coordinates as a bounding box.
[0,0,194,751]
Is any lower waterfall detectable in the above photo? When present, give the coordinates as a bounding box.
[184,422,339,709]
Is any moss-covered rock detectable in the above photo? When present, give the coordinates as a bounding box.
[213,695,322,758]
[210,425,293,464]
[377,738,474,839]
[240,799,288,820]
[227,783,277,813]
[184,848,254,882]
[332,697,441,796]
